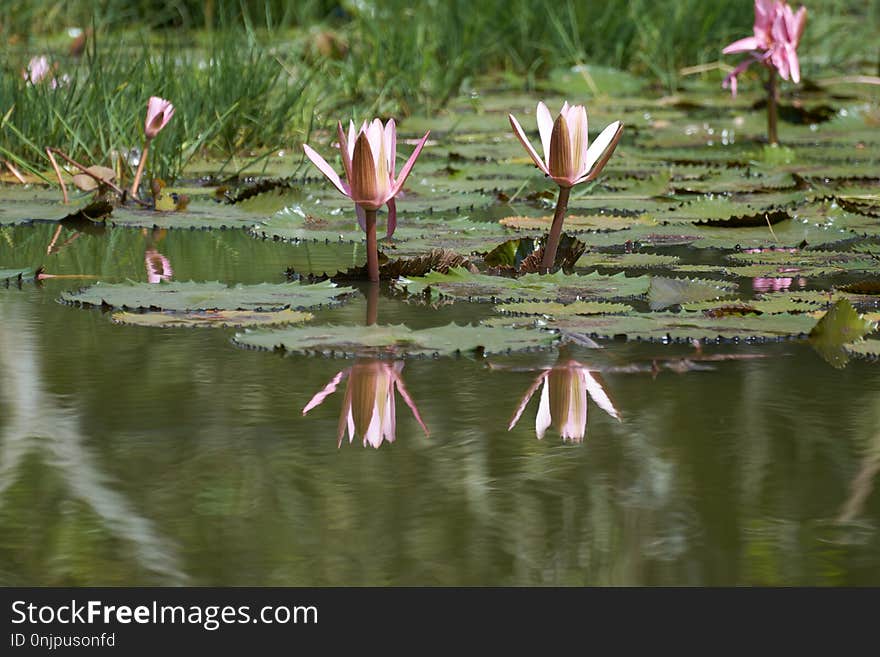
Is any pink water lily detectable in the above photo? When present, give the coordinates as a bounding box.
[302,360,429,449]
[509,102,623,188]
[130,96,176,200]
[23,56,69,89]
[508,360,620,443]
[303,118,430,282]
[722,0,807,96]
[508,101,623,272]
[303,119,430,237]
[23,56,51,84]
[144,96,175,139]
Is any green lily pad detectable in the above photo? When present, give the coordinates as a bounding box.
[233,322,558,357]
[111,309,313,328]
[494,301,633,317]
[61,280,354,312]
[399,268,651,303]
[1,268,35,284]
[809,299,877,368]
[0,197,114,226]
[489,311,817,341]
[844,339,880,359]
[648,276,738,311]
[576,252,681,269]
[499,213,658,232]
[727,249,876,268]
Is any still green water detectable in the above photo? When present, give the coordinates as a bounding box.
[1,224,878,586]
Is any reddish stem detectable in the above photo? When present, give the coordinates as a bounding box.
[45,148,69,203]
[364,207,380,283]
[47,148,150,207]
[365,281,379,326]
[130,138,151,200]
[540,185,571,273]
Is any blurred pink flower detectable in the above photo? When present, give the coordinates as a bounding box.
[508,101,623,188]
[723,0,807,95]
[144,96,175,139]
[144,249,173,284]
[302,360,429,448]
[23,56,69,89]
[24,56,51,83]
[303,119,430,238]
[508,360,620,443]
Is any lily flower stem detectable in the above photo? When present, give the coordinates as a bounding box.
[364,207,380,283]
[541,185,571,272]
[130,138,151,200]
[4,160,27,184]
[365,281,379,326]
[45,148,68,203]
[767,68,779,146]
[47,148,150,207]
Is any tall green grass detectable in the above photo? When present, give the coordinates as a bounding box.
[1,30,319,182]
[1,0,877,181]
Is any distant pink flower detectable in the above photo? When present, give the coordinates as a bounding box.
[508,102,623,188]
[23,56,69,89]
[144,96,175,139]
[24,56,51,84]
[144,249,173,284]
[302,360,429,449]
[508,360,620,443]
[303,119,430,238]
[722,0,807,96]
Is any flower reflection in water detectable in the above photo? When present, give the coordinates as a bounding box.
[143,228,173,283]
[751,276,807,293]
[303,360,428,448]
[509,359,620,443]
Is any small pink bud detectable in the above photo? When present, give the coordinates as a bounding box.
[144,96,175,139]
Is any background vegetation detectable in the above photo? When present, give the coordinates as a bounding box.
[2,0,878,180]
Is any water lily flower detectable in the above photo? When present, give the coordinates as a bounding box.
[303,119,430,282]
[144,96,175,139]
[508,102,623,271]
[723,1,807,96]
[509,102,623,189]
[722,1,806,145]
[131,96,175,200]
[508,359,620,443]
[303,360,429,448]
[23,56,69,89]
[23,56,51,84]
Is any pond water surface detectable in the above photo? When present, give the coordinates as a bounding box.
[1,224,878,585]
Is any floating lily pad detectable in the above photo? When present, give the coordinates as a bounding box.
[0,268,35,284]
[499,213,657,232]
[844,339,880,359]
[489,311,817,341]
[648,276,738,311]
[233,322,558,357]
[61,280,354,312]
[399,268,651,303]
[112,309,313,328]
[728,249,876,269]
[494,301,633,317]
[0,197,114,226]
[576,252,680,269]
[809,299,877,368]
